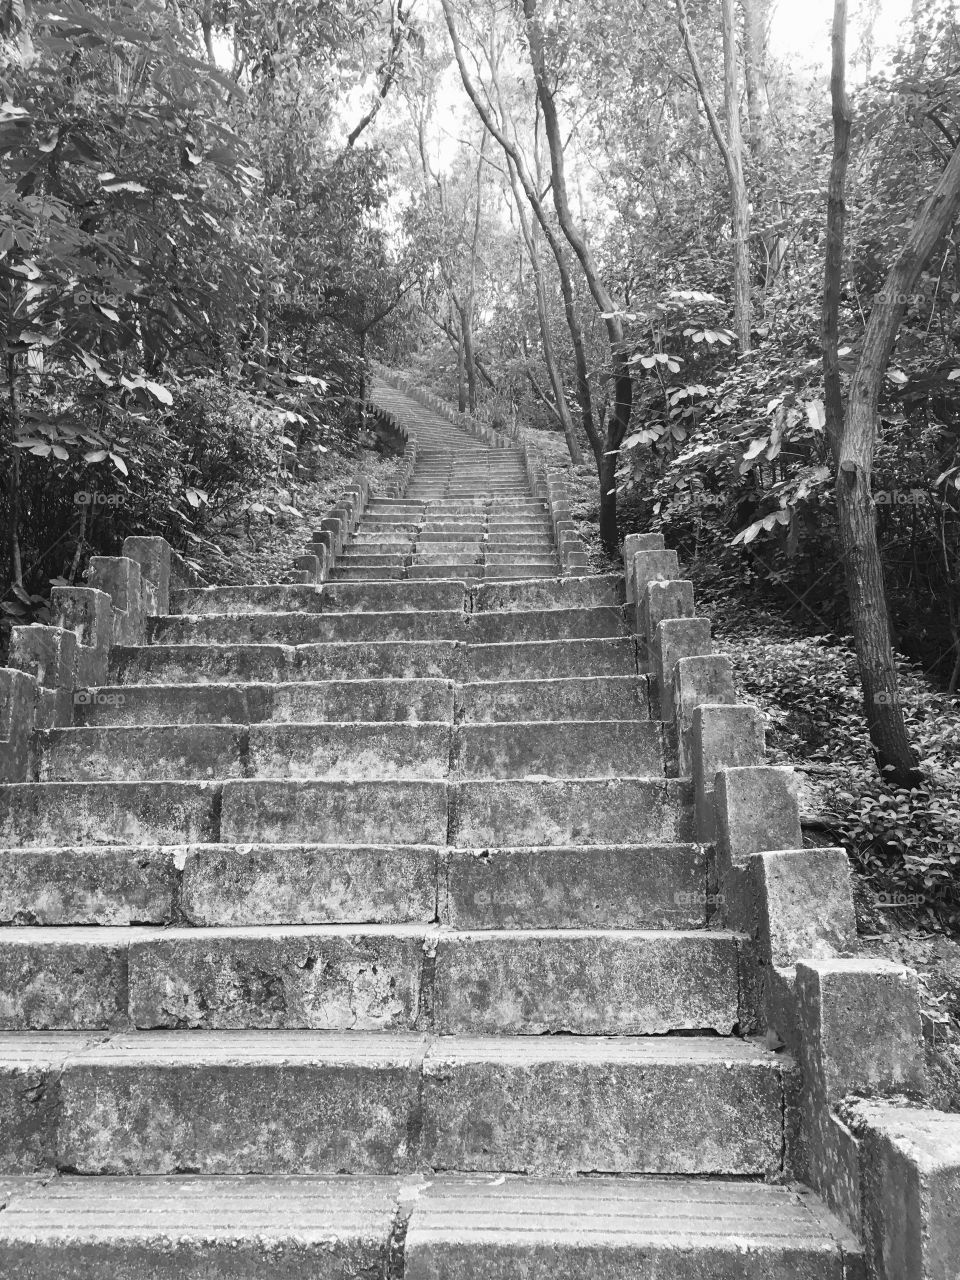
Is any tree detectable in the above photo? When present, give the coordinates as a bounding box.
[823,0,960,784]
[441,0,633,547]
[675,0,752,352]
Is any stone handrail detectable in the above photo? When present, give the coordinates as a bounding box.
[0,537,202,781]
[623,532,960,1279]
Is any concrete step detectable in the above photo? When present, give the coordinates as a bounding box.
[170,585,322,616]
[0,1031,794,1175]
[148,609,470,645]
[404,1176,864,1280]
[76,680,453,727]
[443,843,710,929]
[34,722,453,782]
[219,780,450,845]
[481,565,563,580]
[0,842,442,927]
[321,580,467,612]
[466,638,637,680]
[408,564,482,580]
[145,607,625,649]
[457,676,649,722]
[0,926,740,1034]
[467,607,626,643]
[434,928,740,1034]
[455,721,663,778]
[0,1175,406,1278]
[483,553,560,565]
[474,575,625,611]
[113,641,462,685]
[332,565,409,580]
[449,778,693,846]
[0,780,450,847]
[336,552,409,565]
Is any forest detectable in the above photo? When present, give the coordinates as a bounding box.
[1,0,959,925]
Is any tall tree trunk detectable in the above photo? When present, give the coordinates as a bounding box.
[825,0,960,785]
[456,324,467,412]
[522,0,633,549]
[741,0,766,148]
[676,0,753,351]
[507,155,582,463]
[822,0,852,460]
[721,0,752,351]
[440,0,600,459]
[4,351,23,589]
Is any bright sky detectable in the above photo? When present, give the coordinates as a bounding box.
[769,0,915,71]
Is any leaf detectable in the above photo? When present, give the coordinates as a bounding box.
[886,368,909,385]
[109,452,128,475]
[144,381,173,405]
[947,370,960,381]
[83,449,108,462]
[37,128,59,153]
[51,445,69,461]
[805,399,826,432]
[744,437,768,461]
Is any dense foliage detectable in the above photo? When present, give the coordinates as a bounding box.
[0,0,412,638]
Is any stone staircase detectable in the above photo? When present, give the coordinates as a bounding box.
[0,383,866,1276]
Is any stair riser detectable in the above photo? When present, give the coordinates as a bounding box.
[0,931,739,1034]
[405,1240,850,1280]
[170,587,323,617]
[449,780,694,846]
[443,845,710,929]
[0,1042,791,1176]
[0,780,688,848]
[0,843,711,930]
[148,612,470,645]
[75,681,454,728]
[455,722,663,779]
[113,643,461,684]
[147,607,622,646]
[458,677,649,722]
[35,724,453,783]
[467,639,638,680]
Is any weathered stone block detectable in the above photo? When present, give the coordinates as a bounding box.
[715,766,801,872]
[0,930,129,1029]
[849,1100,960,1280]
[87,557,144,646]
[651,617,711,718]
[673,656,737,775]
[434,930,739,1035]
[420,1037,791,1175]
[128,926,429,1030]
[747,848,856,967]
[641,580,695,651]
[51,587,114,687]
[795,959,925,1103]
[631,549,679,616]
[692,704,765,839]
[55,1032,425,1173]
[623,533,665,601]
[122,535,171,616]
[0,668,37,783]
[9,625,77,691]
